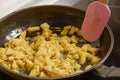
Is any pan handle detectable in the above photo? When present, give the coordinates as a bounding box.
[95,64,120,78]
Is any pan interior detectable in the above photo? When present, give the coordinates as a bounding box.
[0,5,113,79]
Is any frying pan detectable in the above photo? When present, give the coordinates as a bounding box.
[0,5,119,80]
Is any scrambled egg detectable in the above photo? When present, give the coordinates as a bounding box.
[0,23,101,78]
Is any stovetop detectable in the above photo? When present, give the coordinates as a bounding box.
[0,0,120,80]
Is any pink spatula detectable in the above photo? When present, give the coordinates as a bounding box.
[81,0,111,42]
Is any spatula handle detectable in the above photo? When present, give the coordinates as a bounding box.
[98,0,109,4]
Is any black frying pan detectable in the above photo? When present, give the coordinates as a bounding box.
[0,5,117,80]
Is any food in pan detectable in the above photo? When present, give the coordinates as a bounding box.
[0,23,101,78]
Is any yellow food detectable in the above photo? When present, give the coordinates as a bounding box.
[0,22,101,78]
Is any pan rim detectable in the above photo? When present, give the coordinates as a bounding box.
[0,5,114,80]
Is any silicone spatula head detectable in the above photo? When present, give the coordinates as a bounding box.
[81,0,111,42]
